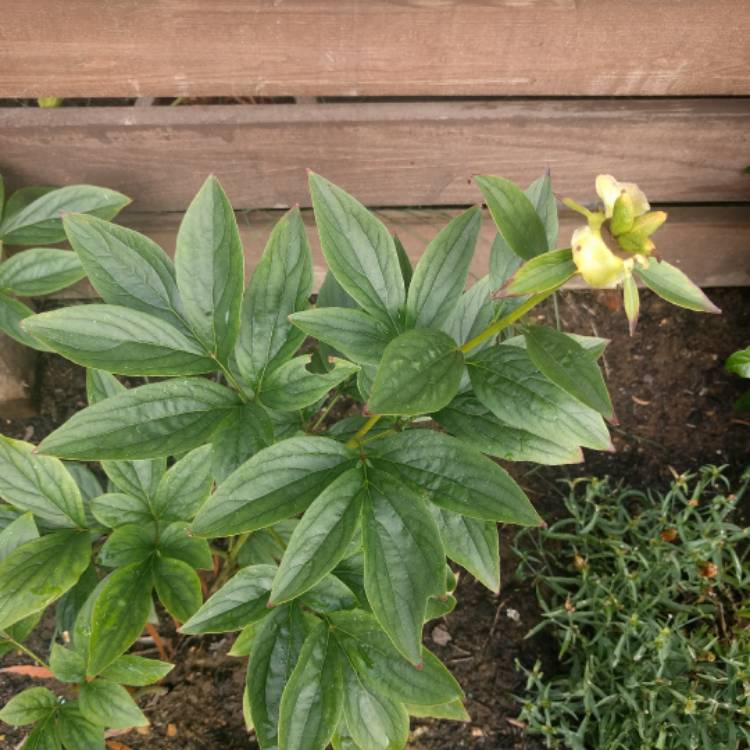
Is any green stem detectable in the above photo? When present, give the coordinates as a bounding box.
[458,290,556,354]
[345,414,382,449]
[552,292,561,331]
[213,358,249,403]
[309,394,342,433]
[228,532,251,564]
[1,632,49,668]
[267,527,288,550]
[359,427,397,447]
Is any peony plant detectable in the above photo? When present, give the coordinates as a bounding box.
[0,171,719,749]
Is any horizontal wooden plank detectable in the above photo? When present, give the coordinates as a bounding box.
[1,100,749,210]
[1,1,749,97]
[49,206,750,300]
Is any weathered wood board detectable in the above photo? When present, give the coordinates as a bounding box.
[1,1,749,97]
[1,100,748,211]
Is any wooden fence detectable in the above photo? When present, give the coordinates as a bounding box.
[1,0,749,413]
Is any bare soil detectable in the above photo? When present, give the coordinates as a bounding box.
[1,287,748,750]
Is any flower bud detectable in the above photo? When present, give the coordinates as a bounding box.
[595,175,650,219]
[631,210,667,237]
[617,232,656,255]
[610,193,635,236]
[571,226,625,289]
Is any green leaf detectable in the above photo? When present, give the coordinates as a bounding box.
[623,273,640,336]
[0,530,90,630]
[235,208,313,387]
[0,291,51,351]
[431,506,499,592]
[65,463,103,505]
[192,436,353,537]
[49,644,86,683]
[247,604,309,749]
[0,687,57,726]
[105,463,164,507]
[3,187,55,222]
[301,574,358,613]
[55,564,99,636]
[85,367,124,403]
[39,378,240,460]
[309,173,404,329]
[373,430,539,525]
[158,522,213,569]
[99,655,173,686]
[525,173,559,251]
[211,402,274,483]
[180,564,276,634]
[393,235,413,290]
[278,620,343,750]
[435,393,583,465]
[0,248,84,296]
[440,277,494,349]
[260,356,359,411]
[91,492,152,529]
[0,185,130,246]
[154,556,203,622]
[405,206,481,329]
[525,325,613,419]
[175,176,244,363]
[86,373,170,503]
[21,719,63,750]
[489,233,523,290]
[727,346,750,379]
[475,175,548,260]
[342,663,409,750]
[98,524,154,568]
[57,702,105,750]
[290,307,393,366]
[368,329,463,416]
[330,610,462,706]
[634,259,721,314]
[735,389,750,412]
[362,468,445,664]
[501,248,576,297]
[150,444,214,521]
[0,511,38,560]
[230,621,263,657]
[24,305,215,377]
[88,562,153,675]
[0,436,86,527]
[79,680,148,729]
[271,468,364,606]
[468,344,611,452]
[64,214,187,332]
[504,331,609,359]
[405,700,470,721]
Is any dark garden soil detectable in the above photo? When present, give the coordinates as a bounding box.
[1,287,748,750]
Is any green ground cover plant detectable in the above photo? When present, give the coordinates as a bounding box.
[516,467,750,750]
[0,171,719,750]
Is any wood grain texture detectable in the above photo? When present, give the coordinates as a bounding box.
[47,206,749,300]
[1,100,748,210]
[1,1,749,97]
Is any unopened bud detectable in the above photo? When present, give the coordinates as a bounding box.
[660,528,677,542]
[610,193,635,236]
[595,175,650,219]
